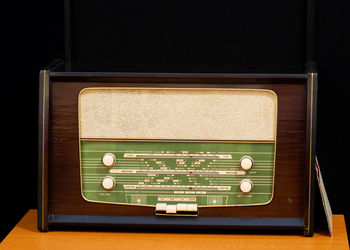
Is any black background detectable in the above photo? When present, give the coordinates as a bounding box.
[1,0,349,243]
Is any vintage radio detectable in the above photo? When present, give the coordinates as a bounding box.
[38,1,318,235]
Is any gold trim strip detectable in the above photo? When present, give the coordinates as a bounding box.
[307,73,315,234]
[80,138,275,144]
[79,86,278,97]
[41,70,47,230]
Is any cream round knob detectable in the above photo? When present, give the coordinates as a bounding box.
[239,179,253,193]
[102,153,116,167]
[101,176,115,190]
[240,156,254,171]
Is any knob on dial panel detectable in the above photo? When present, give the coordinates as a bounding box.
[239,179,253,193]
[240,156,254,171]
[101,176,116,190]
[102,153,116,167]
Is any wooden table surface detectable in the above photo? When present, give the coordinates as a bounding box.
[0,210,348,250]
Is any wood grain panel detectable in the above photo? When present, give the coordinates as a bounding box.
[48,79,307,218]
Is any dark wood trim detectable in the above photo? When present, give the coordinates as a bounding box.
[304,71,318,236]
[37,71,44,231]
[48,72,308,86]
[38,60,65,232]
[50,71,307,79]
[38,70,50,232]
